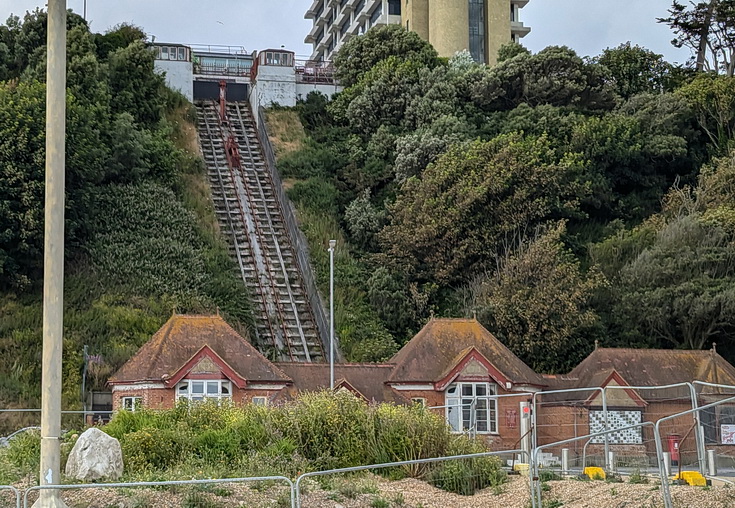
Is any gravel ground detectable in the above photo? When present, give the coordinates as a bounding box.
[8,475,735,507]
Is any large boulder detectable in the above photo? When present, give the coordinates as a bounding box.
[65,428,124,481]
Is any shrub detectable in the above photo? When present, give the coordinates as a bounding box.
[427,437,506,495]
[372,403,450,476]
[120,426,193,470]
[286,177,339,215]
[276,391,376,469]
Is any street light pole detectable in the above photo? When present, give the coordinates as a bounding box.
[328,239,336,391]
[36,1,68,507]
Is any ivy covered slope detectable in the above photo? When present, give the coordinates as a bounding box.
[0,10,252,410]
[272,25,735,372]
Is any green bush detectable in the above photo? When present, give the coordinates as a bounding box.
[98,391,468,479]
[120,426,193,470]
[286,177,339,215]
[276,391,376,469]
[372,403,450,475]
[427,438,506,495]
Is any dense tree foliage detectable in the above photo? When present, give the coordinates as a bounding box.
[0,10,251,409]
[280,22,735,370]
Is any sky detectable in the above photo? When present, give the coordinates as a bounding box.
[2,0,692,63]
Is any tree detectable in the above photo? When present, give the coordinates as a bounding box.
[596,43,675,99]
[616,215,735,351]
[482,46,616,112]
[344,189,384,248]
[108,40,166,126]
[333,24,439,87]
[466,222,605,373]
[659,0,735,75]
[379,133,589,285]
[677,73,735,152]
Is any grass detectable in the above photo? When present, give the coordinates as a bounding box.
[265,109,306,158]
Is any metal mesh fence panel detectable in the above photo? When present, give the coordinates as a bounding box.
[23,477,293,508]
[295,450,527,508]
[0,486,20,508]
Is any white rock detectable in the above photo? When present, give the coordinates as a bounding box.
[64,427,124,481]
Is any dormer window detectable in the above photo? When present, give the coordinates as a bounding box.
[445,382,498,434]
[176,380,231,402]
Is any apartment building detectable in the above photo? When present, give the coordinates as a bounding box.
[304,0,530,65]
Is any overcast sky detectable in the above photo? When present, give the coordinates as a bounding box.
[3,1,691,63]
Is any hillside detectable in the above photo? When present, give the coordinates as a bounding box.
[0,10,252,416]
[270,26,735,372]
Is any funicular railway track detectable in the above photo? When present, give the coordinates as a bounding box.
[196,99,323,362]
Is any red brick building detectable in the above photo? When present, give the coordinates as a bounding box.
[109,314,735,455]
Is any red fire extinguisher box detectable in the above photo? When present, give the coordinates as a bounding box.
[667,434,681,465]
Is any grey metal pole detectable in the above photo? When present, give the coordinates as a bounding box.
[36,1,69,507]
[328,239,335,391]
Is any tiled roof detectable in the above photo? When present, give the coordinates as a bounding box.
[109,315,291,385]
[275,363,408,404]
[540,347,735,403]
[567,347,735,388]
[387,318,546,387]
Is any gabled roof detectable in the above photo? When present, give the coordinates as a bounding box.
[109,315,291,385]
[387,318,546,387]
[275,363,408,404]
[568,347,735,388]
[583,370,647,408]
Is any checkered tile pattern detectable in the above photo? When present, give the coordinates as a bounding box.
[590,410,642,444]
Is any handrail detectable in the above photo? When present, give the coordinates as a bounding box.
[256,107,336,359]
[653,394,735,508]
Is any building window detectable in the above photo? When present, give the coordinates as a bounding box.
[468,0,486,64]
[388,0,401,15]
[121,396,142,412]
[176,380,231,402]
[340,20,350,38]
[354,0,365,15]
[370,4,382,26]
[178,47,187,61]
[252,396,268,406]
[703,406,735,444]
[446,382,497,433]
[411,397,427,407]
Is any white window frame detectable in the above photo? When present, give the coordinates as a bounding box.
[411,397,427,407]
[445,382,498,434]
[121,396,142,412]
[176,380,231,403]
[252,396,267,406]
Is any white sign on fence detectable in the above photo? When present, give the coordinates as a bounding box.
[721,424,735,444]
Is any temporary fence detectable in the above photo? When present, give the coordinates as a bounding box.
[530,420,656,508]
[23,476,294,508]
[294,449,528,508]
[651,393,735,508]
[529,391,735,508]
[693,381,735,475]
[532,387,611,470]
[0,485,20,508]
[0,409,113,436]
[599,383,701,474]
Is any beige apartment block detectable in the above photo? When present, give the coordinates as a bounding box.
[304,0,530,65]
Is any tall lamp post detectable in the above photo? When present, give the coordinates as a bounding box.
[37,0,68,507]
[328,240,336,390]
